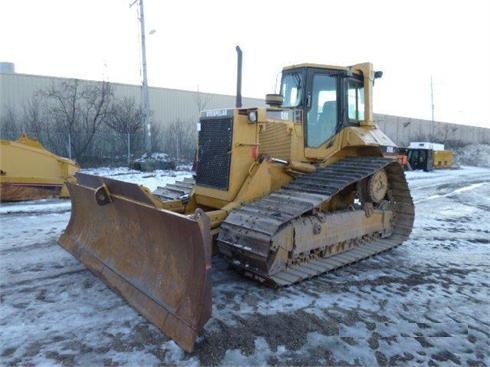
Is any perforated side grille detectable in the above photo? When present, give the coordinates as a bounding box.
[196,117,233,190]
[259,122,292,160]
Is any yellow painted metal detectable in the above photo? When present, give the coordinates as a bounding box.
[191,63,396,214]
[290,209,393,256]
[351,62,376,126]
[190,125,395,217]
[194,110,258,204]
[304,126,396,161]
[287,160,316,173]
[433,150,454,168]
[282,62,377,126]
[258,122,293,160]
[233,160,291,204]
[0,134,79,201]
[282,63,352,72]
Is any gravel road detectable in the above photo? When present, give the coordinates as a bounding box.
[1,166,489,366]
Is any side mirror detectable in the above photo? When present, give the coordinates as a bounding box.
[373,71,383,85]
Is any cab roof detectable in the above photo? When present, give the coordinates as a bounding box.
[282,63,367,76]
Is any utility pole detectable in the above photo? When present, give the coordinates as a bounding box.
[132,0,151,153]
[430,75,435,139]
[430,75,435,123]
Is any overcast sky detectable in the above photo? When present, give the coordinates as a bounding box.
[1,0,489,127]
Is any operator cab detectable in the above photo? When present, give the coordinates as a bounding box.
[280,64,368,148]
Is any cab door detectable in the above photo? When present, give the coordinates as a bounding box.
[304,70,340,158]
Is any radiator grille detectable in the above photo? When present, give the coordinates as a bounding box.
[259,123,292,160]
[196,117,233,190]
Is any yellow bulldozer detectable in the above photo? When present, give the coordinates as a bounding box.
[58,61,414,352]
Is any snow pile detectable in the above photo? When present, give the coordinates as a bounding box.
[140,152,171,161]
[454,144,490,167]
[132,152,177,171]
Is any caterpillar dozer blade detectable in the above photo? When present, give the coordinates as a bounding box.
[58,173,212,352]
[0,133,79,201]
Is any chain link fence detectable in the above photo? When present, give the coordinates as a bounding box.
[0,127,197,168]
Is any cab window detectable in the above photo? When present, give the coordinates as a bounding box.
[281,72,303,108]
[348,80,364,122]
[306,74,338,147]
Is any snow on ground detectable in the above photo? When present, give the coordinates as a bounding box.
[1,166,490,366]
[81,166,193,192]
[0,198,71,215]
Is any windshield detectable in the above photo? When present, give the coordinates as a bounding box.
[280,72,303,108]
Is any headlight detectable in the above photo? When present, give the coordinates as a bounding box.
[248,110,258,123]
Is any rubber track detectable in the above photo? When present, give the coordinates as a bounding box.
[218,157,414,287]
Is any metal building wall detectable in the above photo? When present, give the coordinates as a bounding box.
[1,72,488,147]
[375,114,490,146]
[0,72,264,126]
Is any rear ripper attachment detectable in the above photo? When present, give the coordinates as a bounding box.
[59,173,212,352]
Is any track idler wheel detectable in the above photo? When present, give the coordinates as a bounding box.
[357,169,389,217]
[367,169,388,203]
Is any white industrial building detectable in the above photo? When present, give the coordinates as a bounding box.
[0,66,264,130]
[1,65,489,147]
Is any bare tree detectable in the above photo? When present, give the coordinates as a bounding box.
[162,119,197,161]
[22,95,45,139]
[40,79,113,162]
[106,97,143,134]
[105,96,144,163]
[194,87,211,115]
[0,106,21,140]
[150,119,164,154]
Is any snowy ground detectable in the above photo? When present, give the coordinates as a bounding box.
[1,166,489,366]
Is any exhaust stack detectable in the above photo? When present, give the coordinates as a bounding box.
[235,46,242,108]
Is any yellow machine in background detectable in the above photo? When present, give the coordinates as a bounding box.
[407,142,455,171]
[0,134,79,201]
[433,150,455,168]
[59,62,414,351]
